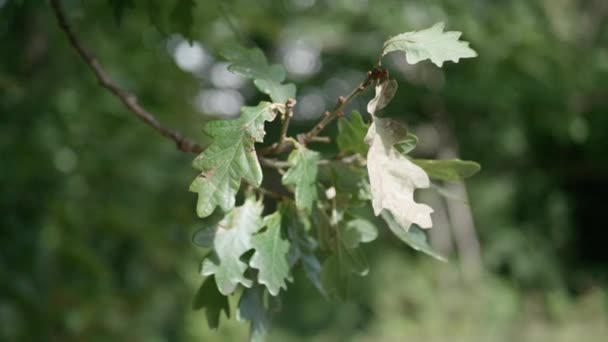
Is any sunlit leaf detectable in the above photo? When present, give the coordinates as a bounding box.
[382,22,477,67]
[282,204,324,295]
[190,102,280,218]
[365,80,434,231]
[320,241,368,300]
[200,197,264,295]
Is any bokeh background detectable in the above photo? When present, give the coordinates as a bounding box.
[2,0,607,341]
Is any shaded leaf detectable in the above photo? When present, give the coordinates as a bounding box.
[170,0,195,41]
[190,102,280,218]
[337,111,369,155]
[382,22,477,67]
[342,218,378,248]
[200,197,264,295]
[192,209,225,248]
[320,241,368,300]
[107,0,135,24]
[412,159,481,181]
[237,285,270,342]
[250,212,291,296]
[282,144,319,213]
[311,204,333,252]
[221,44,296,103]
[192,276,230,330]
[381,211,446,261]
[283,204,324,295]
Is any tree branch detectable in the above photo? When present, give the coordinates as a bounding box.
[49,0,203,154]
[259,68,381,156]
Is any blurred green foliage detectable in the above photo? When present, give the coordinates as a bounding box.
[1,0,607,340]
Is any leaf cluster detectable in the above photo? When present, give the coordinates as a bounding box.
[189,23,480,340]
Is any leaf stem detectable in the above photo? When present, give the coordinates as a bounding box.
[259,157,290,172]
[303,74,373,141]
[259,68,383,156]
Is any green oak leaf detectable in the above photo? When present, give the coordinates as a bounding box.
[337,111,369,155]
[250,212,291,296]
[312,204,333,252]
[412,159,481,181]
[381,210,446,261]
[342,218,378,249]
[282,144,320,213]
[192,276,230,330]
[320,162,370,208]
[319,210,371,300]
[283,204,324,295]
[237,285,271,342]
[190,102,279,218]
[221,44,296,103]
[382,22,477,67]
[200,197,264,295]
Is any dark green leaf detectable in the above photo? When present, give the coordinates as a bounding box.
[382,22,477,67]
[192,276,230,330]
[283,205,324,295]
[190,102,279,218]
[237,285,271,342]
[200,197,265,295]
[337,111,369,155]
[320,242,368,300]
[412,159,481,181]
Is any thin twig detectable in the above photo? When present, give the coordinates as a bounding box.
[253,186,290,201]
[278,98,296,146]
[259,69,380,156]
[259,157,290,172]
[307,136,331,143]
[49,0,203,154]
